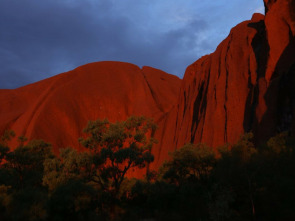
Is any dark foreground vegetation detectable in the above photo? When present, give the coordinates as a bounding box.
[0,117,295,221]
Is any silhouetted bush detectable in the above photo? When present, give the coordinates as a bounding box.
[1,126,295,220]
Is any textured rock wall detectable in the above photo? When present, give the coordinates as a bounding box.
[0,0,295,173]
[170,0,295,148]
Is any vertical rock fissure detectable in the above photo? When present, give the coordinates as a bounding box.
[223,35,232,142]
[183,91,187,119]
[190,68,210,143]
[190,82,205,143]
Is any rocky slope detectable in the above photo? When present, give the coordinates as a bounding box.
[166,0,295,149]
[0,62,181,166]
[0,0,294,171]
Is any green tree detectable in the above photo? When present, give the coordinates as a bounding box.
[79,116,157,198]
[254,133,295,220]
[43,148,93,192]
[213,133,258,220]
[48,180,100,221]
[149,143,217,220]
[160,143,216,184]
[3,139,53,189]
[0,130,15,164]
[0,133,53,220]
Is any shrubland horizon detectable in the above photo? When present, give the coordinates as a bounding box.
[1,117,295,220]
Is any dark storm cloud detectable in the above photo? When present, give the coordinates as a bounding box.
[0,0,263,89]
[0,0,209,88]
[0,0,126,88]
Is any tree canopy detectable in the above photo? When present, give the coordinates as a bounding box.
[1,125,295,220]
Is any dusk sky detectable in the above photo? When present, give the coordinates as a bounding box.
[0,0,264,89]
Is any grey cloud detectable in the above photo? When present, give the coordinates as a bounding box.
[0,0,211,88]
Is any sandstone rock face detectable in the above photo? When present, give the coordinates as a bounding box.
[169,14,265,148]
[170,0,295,148]
[0,0,294,172]
[0,62,181,165]
[263,0,277,13]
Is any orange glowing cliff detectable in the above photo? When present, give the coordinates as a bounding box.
[0,0,294,171]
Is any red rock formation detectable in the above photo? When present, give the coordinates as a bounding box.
[0,62,180,167]
[168,14,264,148]
[1,0,294,172]
[170,0,295,148]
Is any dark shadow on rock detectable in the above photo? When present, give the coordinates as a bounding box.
[253,27,295,143]
[243,20,269,135]
[190,73,209,143]
[244,17,295,144]
[259,30,295,137]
